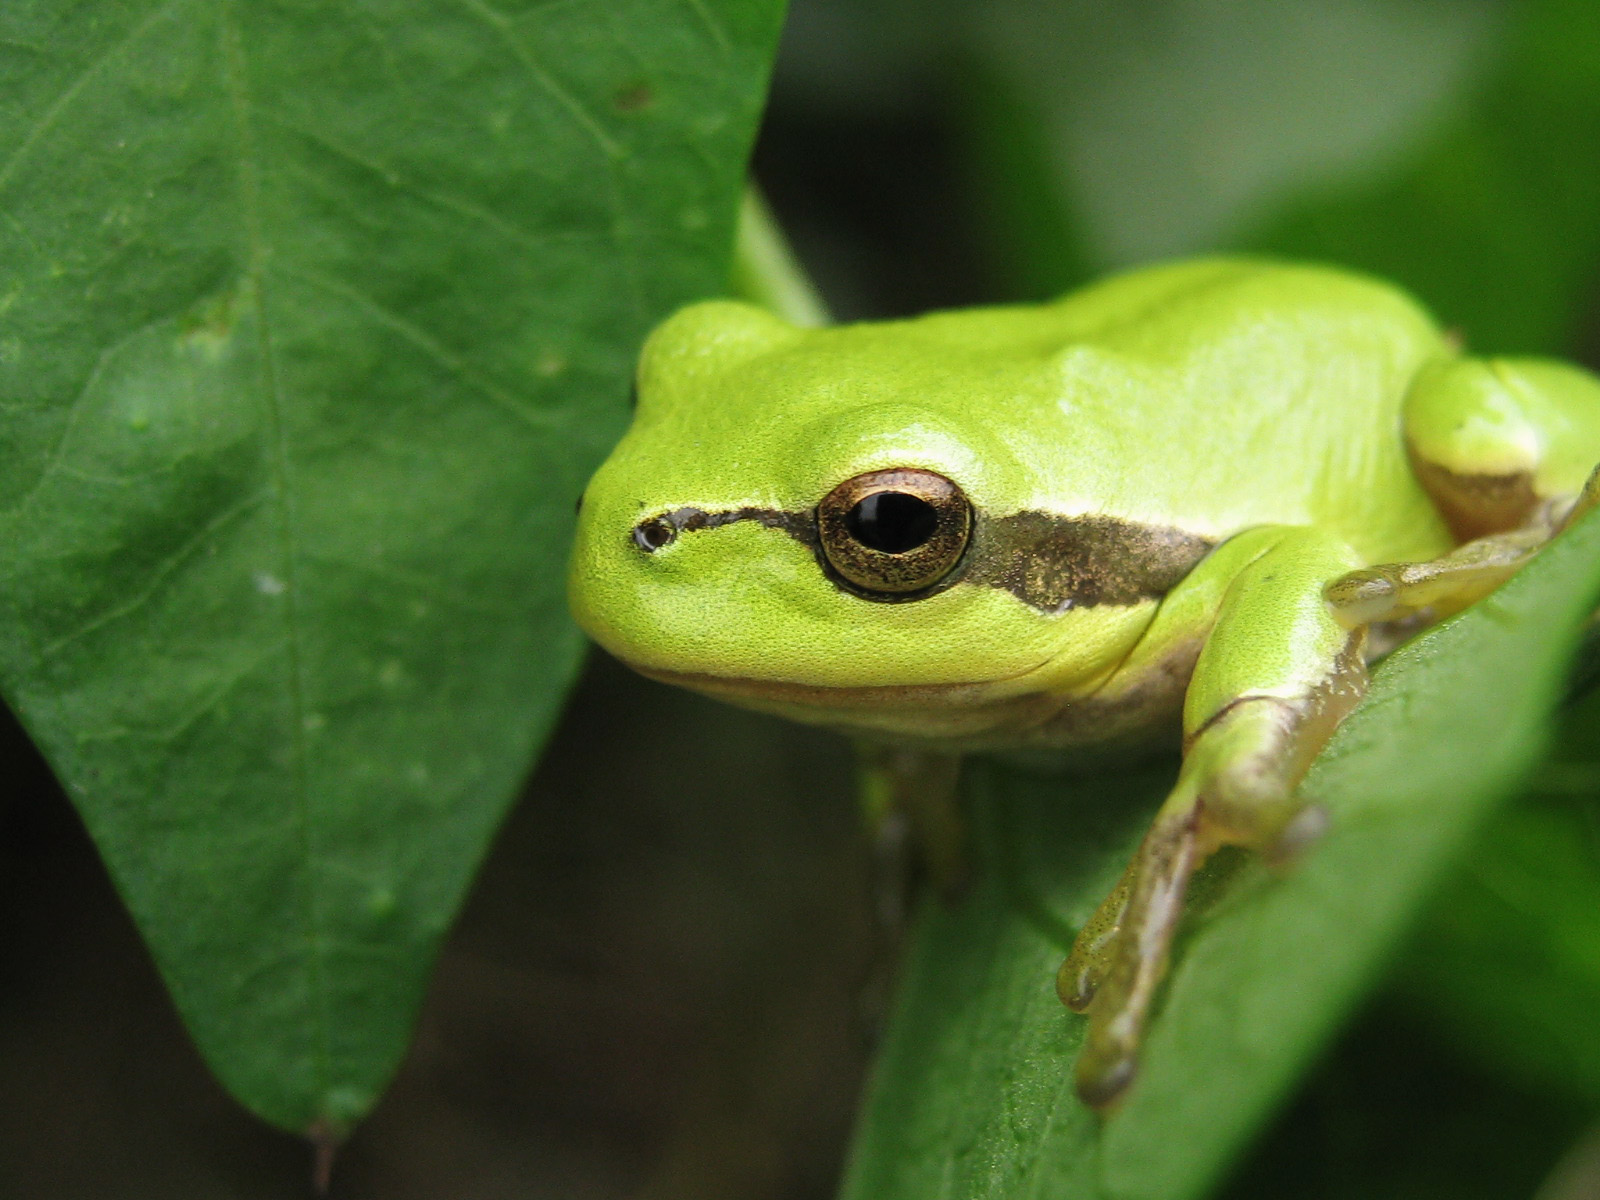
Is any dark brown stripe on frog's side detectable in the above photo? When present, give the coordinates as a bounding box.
[967,511,1214,613]
[640,505,1214,613]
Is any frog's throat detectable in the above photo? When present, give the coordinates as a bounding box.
[643,505,1216,614]
[630,656,1189,752]
[634,664,1031,743]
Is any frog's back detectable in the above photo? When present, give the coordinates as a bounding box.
[914,258,1455,563]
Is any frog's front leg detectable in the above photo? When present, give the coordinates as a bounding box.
[1060,526,1368,1109]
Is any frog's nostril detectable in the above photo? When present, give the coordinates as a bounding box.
[633,517,676,552]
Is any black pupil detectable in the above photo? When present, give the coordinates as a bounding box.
[845,492,939,554]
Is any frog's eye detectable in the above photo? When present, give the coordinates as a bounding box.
[817,469,972,597]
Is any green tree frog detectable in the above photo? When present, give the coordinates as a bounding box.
[567,258,1600,1109]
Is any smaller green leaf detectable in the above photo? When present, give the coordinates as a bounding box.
[841,509,1600,1200]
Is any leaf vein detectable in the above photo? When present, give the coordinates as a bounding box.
[73,640,282,746]
[452,0,622,158]
[264,113,598,253]
[450,0,647,321]
[680,0,731,52]
[36,490,268,662]
[1,314,185,525]
[299,550,527,618]
[278,263,559,431]
[220,0,334,1121]
[0,0,181,195]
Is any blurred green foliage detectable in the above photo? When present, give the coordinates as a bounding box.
[4,0,1600,1196]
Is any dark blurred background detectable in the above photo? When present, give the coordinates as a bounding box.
[7,0,1600,1196]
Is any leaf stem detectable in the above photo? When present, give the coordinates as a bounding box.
[730,185,831,327]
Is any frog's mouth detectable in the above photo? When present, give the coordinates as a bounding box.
[629,631,1194,755]
[630,661,1070,744]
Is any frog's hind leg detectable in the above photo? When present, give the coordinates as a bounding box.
[1332,356,1600,627]
[1405,356,1600,540]
[1324,505,1562,628]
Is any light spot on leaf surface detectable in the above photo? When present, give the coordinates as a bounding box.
[179,288,243,359]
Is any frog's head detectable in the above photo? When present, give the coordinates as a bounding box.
[568,301,1198,743]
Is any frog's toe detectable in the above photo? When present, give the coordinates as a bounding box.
[1323,567,1402,626]
[1075,1046,1138,1113]
[1056,949,1102,1013]
[1327,516,1557,631]
[1057,868,1133,1012]
[1559,461,1600,532]
[1265,801,1329,868]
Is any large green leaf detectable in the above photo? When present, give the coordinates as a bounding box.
[0,0,785,1132]
[840,508,1600,1199]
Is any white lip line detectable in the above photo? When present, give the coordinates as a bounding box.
[626,648,1061,697]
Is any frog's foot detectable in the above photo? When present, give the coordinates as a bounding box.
[858,744,968,897]
[1059,796,1200,1109]
[1060,691,1355,1111]
[1558,463,1600,534]
[1324,502,1567,628]
[1056,865,1132,1014]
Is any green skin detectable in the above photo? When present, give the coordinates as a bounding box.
[568,257,1600,1109]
